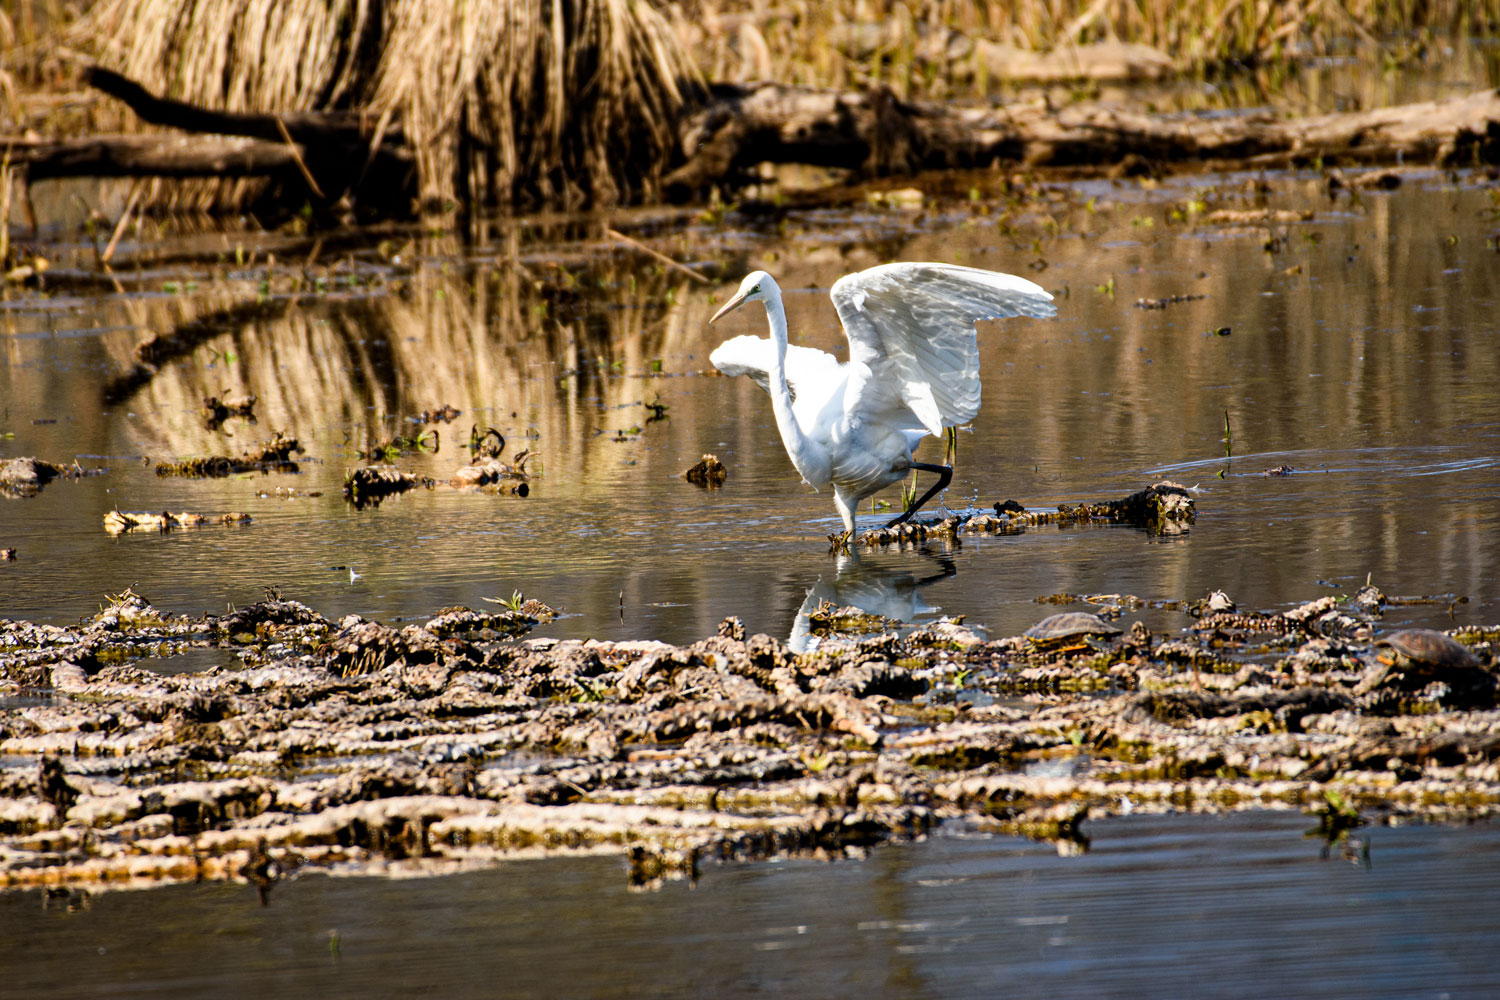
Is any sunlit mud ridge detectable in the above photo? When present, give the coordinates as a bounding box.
[1,583,1495,895]
[842,480,1196,548]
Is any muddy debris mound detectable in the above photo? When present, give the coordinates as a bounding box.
[1,457,65,497]
[0,586,1496,894]
[843,481,1196,548]
[807,600,899,637]
[343,465,435,507]
[450,451,534,496]
[1,457,105,498]
[684,454,727,487]
[154,432,304,478]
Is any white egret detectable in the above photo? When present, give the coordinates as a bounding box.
[709,262,1056,543]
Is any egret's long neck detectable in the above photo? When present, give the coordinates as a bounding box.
[764,288,828,485]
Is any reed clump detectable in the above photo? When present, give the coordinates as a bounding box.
[72,0,699,211]
[670,0,1500,99]
[30,0,1500,213]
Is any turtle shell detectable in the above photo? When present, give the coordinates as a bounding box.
[1374,629,1479,669]
[1025,612,1123,647]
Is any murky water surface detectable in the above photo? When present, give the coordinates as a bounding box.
[3,166,1499,982]
[3,173,1496,642]
[3,811,1498,999]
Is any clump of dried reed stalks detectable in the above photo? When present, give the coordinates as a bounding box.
[671,0,1500,99]
[73,0,699,211]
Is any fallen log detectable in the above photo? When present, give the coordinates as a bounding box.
[12,67,415,210]
[664,83,1500,193]
[18,134,301,182]
[12,69,1500,213]
[82,67,406,149]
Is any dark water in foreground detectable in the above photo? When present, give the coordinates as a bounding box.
[4,811,1498,999]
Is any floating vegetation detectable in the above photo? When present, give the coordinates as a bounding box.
[685,453,727,487]
[254,486,323,499]
[154,432,303,478]
[359,428,439,462]
[468,426,505,460]
[415,403,462,425]
[342,465,433,508]
[1134,293,1206,309]
[103,510,252,534]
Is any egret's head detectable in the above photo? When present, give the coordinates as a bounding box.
[710,270,775,324]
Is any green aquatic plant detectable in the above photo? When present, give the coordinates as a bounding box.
[483,590,527,612]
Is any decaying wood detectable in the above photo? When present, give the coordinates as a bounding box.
[82,67,406,148]
[664,83,1500,193]
[17,134,301,181]
[11,67,1500,213]
[14,68,416,208]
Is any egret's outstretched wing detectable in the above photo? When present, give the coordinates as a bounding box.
[831,262,1055,435]
[710,335,845,407]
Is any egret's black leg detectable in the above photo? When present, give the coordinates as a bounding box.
[885,462,951,527]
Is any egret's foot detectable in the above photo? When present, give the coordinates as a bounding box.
[885,462,953,528]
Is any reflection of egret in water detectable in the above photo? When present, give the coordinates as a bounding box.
[788,550,958,653]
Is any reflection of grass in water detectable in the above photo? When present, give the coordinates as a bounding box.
[97,257,696,484]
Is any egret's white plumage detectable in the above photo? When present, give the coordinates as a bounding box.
[709,261,1056,540]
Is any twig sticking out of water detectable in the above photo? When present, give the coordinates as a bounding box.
[101,180,145,267]
[0,152,10,269]
[607,228,709,284]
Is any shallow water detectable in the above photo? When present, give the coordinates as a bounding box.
[2,172,1497,645]
[3,166,1500,984]
[3,810,1498,999]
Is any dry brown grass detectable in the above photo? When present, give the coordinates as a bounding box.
[33,0,1500,213]
[669,0,1500,98]
[73,0,699,211]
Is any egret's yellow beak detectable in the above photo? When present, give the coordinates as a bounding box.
[710,290,750,324]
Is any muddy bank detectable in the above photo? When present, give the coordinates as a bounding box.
[1,579,1495,895]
